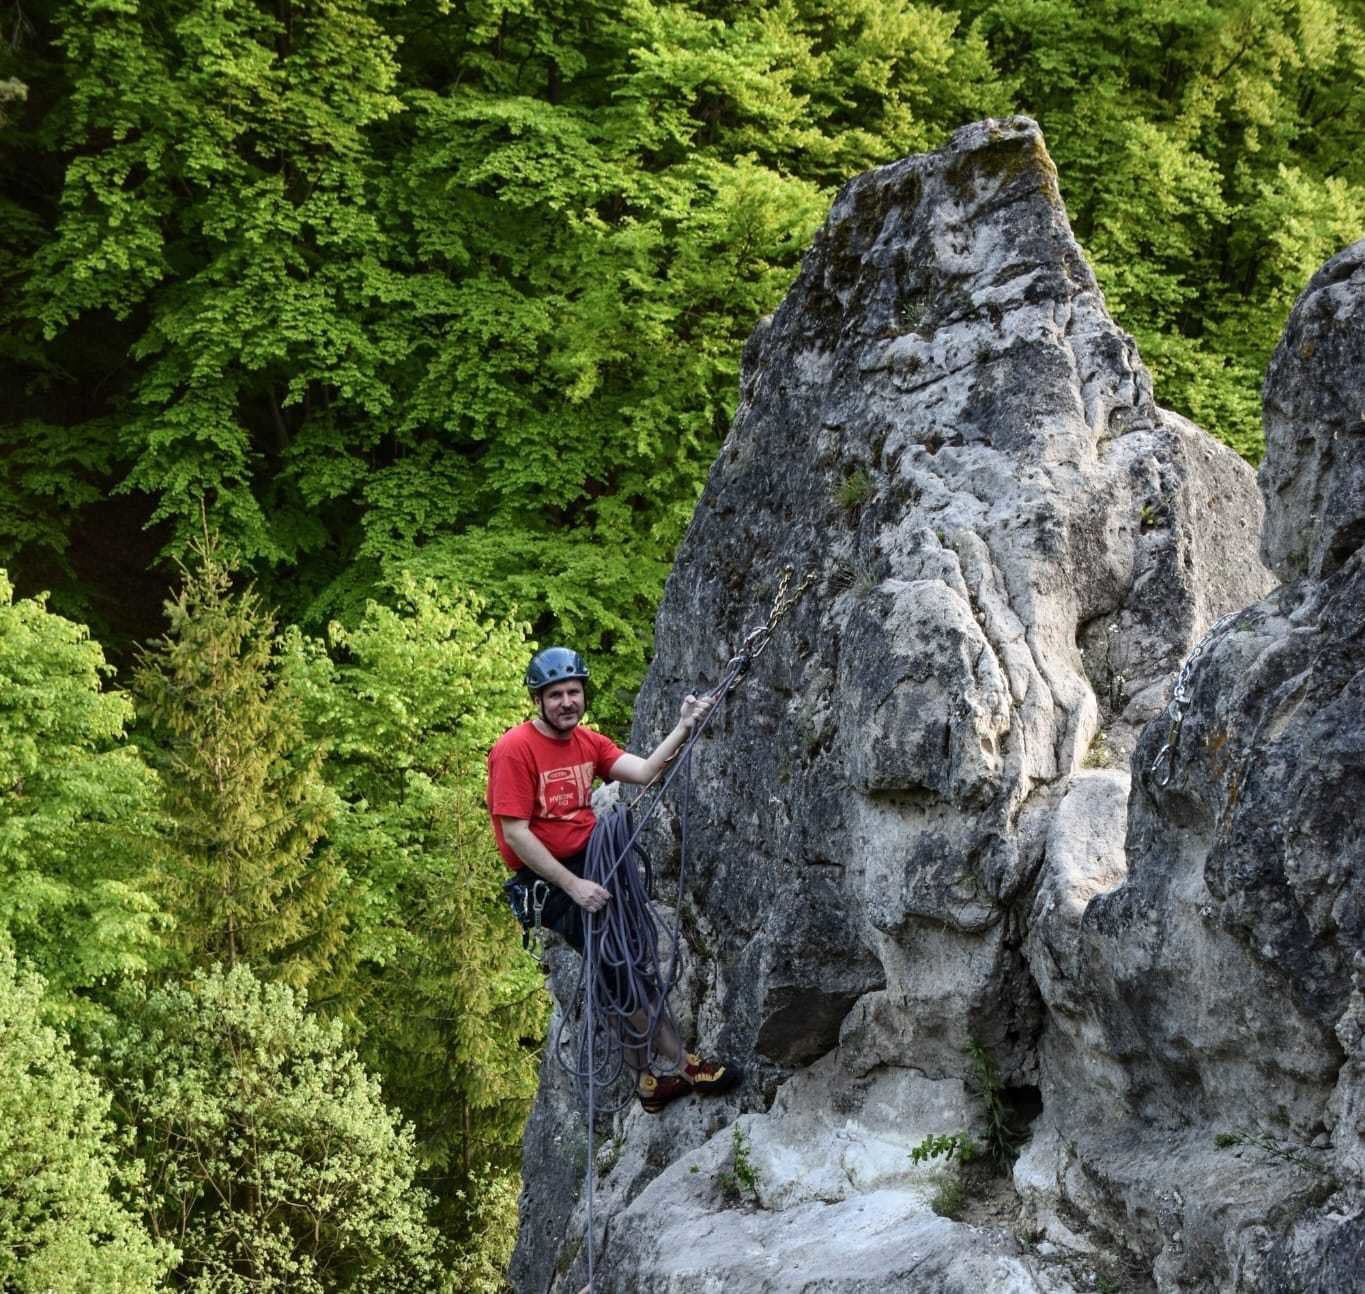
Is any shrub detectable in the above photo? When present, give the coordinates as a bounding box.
[0,572,166,1010]
[0,945,171,1293]
[104,963,449,1294]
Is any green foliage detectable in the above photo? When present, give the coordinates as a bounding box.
[0,944,173,1293]
[133,540,344,987]
[966,1038,1019,1165]
[27,0,405,563]
[444,1165,522,1294]
[1082,728,1116,768]
[0,78,24,129]
[928,1171,967,1219]
[103,962,448,1293]
[715,1124,761,1206]
[835,467,875,511]
[280,577,546,1232]
[911,1128,978,1218]
[0,0,1011,733]
[0,571,167,1007]
[910,1130,980,1164]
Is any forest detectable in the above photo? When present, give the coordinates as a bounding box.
[1,1,1362,1289]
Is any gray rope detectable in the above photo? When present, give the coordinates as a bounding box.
[553,566,815,1291]
[557,654,747,1291]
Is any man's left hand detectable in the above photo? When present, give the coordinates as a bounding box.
[679,691,714,732]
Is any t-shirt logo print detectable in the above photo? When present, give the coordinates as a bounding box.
[538,763,594,819]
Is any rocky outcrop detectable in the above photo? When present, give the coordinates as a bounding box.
[1020,240,1365,1290]
[510,121,1362,1293]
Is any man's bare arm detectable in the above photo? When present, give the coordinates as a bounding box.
[609,692,714,786]
[500,818,610,911]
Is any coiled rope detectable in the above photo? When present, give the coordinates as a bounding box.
[552,567,814,1293]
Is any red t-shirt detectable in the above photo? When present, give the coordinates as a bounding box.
[486,721,626,869]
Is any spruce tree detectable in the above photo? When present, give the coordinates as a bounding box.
[134,538,344,987]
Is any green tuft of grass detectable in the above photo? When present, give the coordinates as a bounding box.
[834,467,874,511]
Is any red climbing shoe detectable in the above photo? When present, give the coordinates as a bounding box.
[683,1052,742,1096]
[638,1071,692,1114]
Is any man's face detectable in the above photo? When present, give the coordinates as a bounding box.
[538,679,585,734]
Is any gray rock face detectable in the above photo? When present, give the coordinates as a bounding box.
[1023,236,1365,1290]
[510,123,1365,1294]
[1259,243,1365,583]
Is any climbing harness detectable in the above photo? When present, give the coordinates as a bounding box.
[555,566,814,1293]
[503,873,552,949]
[1149,607,1252,787]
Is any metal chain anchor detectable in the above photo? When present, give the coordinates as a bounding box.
[573,564,816,1292]
[723,564,818,684]
[630,565,817,808]
[1149,607,1252,786]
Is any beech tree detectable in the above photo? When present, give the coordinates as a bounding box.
[0,571,166,1009]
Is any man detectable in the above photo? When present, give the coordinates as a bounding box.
[487,645,740,1113]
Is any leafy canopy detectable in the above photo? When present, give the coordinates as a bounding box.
[103,962,450,1294]
[0,944,173,1294]
[0,571,166,1008]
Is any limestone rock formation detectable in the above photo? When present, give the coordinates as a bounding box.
[510,120,1363,1293]
[1021,239,1365,1290]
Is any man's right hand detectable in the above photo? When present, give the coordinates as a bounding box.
[568,876,611,912]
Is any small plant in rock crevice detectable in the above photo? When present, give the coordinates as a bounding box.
[715,1125,761,1207]
[1083,727,1116,768]
[830,560,879,599]
[910,1131,978,1220]
[1213,1127,1338,1189]
[967,1039,1020,1166]
[928,1171,967,1219]
[910,1131,979,1166]
[834,467,874,511]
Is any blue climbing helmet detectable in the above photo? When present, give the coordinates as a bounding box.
[524,646,590,694]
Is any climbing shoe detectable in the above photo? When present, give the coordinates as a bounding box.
[638,1071,692,1114]
[683,1052,742,1096]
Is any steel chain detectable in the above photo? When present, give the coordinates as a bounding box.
[570,564,815,1292]
[1149,607,1252,787]
[723,565,818,680]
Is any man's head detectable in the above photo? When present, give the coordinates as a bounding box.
[525,646,590,735]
